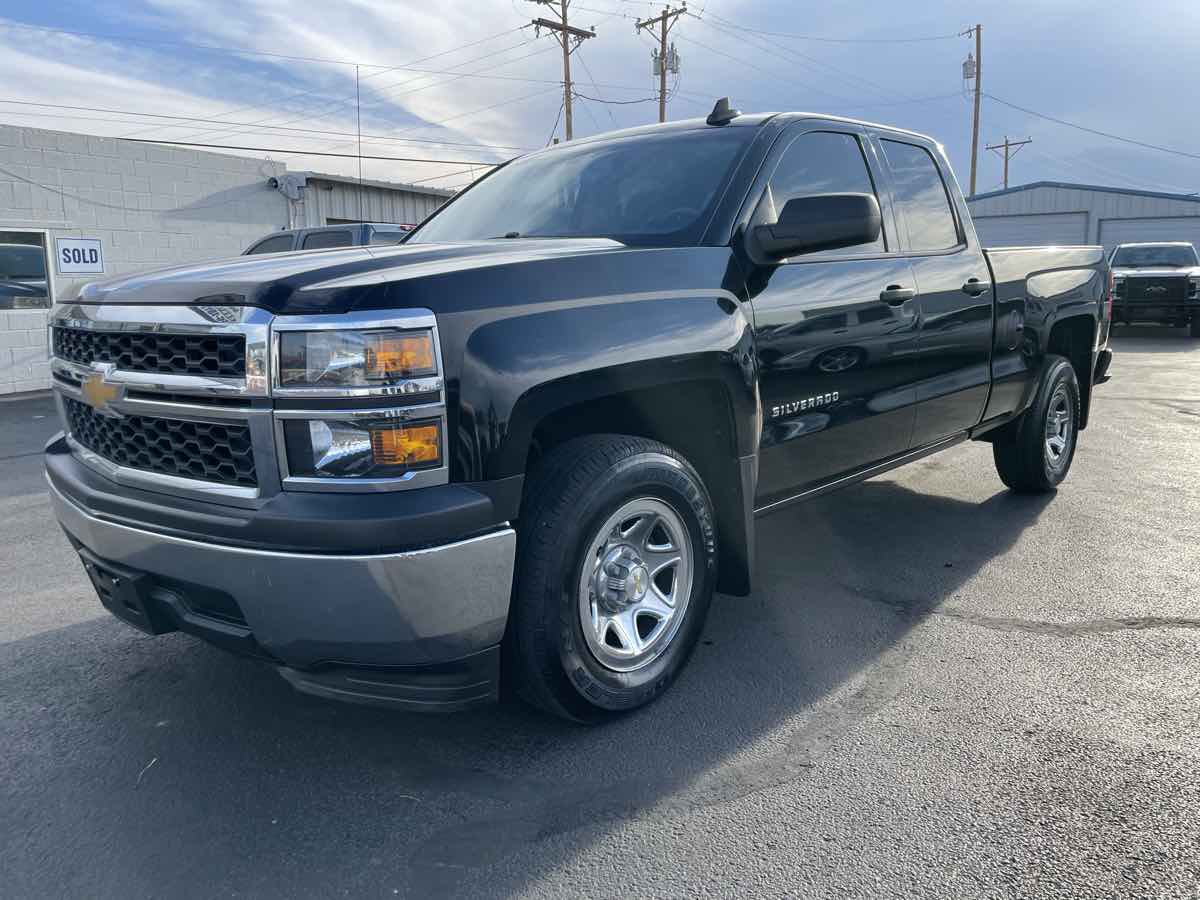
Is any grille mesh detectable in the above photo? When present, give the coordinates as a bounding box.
[53,327,246,378]
[1123,277,1187,302]
[64,397,257,487]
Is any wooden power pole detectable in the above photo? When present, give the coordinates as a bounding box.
[530,1,595,141]
[964,23,983,197]
[987,135,1032,189]
[636,5,686,123]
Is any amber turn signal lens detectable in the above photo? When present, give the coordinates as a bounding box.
[370,422,441,467]
[364,331,436,379]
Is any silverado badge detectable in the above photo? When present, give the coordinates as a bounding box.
[770,392,839,419]
[80,370,124,417]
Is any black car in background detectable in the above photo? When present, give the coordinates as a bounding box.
[242,222,413,255]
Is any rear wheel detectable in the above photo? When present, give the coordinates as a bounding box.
[993,355,1080,493]
[1190,317,1200,338]
[509,435,717,723]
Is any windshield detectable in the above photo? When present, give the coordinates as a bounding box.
[1111,244,1198,267]
[409,129,754,246]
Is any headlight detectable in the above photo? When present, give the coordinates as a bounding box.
[282,416,442,478]
[278,328,437,390]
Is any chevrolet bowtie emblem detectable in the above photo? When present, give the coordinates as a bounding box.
[80,371,124,417]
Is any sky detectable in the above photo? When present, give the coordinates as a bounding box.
[0,0,1197,196]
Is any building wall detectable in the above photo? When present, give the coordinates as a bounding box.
[968,184,1200,246]
[298,178,447,228]
[0,123,289,394]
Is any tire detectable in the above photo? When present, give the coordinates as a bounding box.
[1190,318,1200,338]
[992,355,1080,493]
[508,435,717,723]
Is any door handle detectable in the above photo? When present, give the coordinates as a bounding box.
[879,285,916,305]
[962,277,989,297]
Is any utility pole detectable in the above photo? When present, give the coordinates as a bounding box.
[986,135,1032,189]
[530,1,595,141]
[962,23,982,197]
[636,5,686,123]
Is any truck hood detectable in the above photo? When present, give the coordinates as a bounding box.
[75,238,629,314]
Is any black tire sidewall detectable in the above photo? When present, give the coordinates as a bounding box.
[1037,358,1080,487]
[540,451,716,719]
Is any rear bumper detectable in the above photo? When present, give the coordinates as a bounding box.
[48,474,516,710]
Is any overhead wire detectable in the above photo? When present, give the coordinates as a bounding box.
[0,99,532,151]
[985,93,1200,162]
[121,26,535,140]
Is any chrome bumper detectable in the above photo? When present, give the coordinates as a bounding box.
[49,478,516,670]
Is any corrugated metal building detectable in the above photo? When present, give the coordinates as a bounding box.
[967,181,1200,252]
[289,172,453,230]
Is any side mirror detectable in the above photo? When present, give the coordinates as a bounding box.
[752,193,882,260]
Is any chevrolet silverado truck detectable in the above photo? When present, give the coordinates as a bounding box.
[44,102,1112,723]
[1108,241,1200,336]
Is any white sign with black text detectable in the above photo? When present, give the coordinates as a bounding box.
[55,237,105,275]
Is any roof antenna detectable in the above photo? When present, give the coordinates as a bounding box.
[706,97,740,126]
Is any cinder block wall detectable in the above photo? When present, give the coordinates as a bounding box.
[0,124,289,394]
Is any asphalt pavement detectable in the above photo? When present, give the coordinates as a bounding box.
[3,326,1198,899]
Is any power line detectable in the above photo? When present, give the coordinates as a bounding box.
[546,99,566,145]
[672,33,858,106]
[124,138,507,166]
[0,161,275,211]
[674,17,961,44]
[0,99,531,151]
[690,10,916,105]
[121,26,533,140]
[159,38,549,146]
[985,93,1200,162]
[572,91,657,104]
[410,164,495,185]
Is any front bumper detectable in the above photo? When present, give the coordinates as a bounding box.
[1113,300,1198,323]
[49,473,516,710]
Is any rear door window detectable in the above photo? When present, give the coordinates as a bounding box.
[879,140,961,252]
[301,229,355,250]
[246,234,295,255]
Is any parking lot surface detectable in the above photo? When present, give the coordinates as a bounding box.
[3,326,1198,899]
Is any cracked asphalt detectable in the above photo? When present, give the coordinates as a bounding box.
[2,325,1198,899]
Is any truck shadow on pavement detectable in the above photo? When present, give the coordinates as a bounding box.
[1,470,1051,898]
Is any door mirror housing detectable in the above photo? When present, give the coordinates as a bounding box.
[752,193,882,260]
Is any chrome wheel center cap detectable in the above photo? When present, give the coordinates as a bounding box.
[594,545,647,612]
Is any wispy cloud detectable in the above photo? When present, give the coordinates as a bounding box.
[0,0,1196,193]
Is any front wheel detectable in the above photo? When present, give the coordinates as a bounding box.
[509,435,717,723]
[992,355,1080,493]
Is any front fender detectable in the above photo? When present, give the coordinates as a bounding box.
[453,290,758,482]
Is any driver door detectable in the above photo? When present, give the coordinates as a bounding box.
[746,126,920,508]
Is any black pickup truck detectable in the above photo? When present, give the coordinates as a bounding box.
[45,103,1112,722]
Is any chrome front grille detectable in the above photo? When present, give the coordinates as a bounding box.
[47,302,447,508]
[63,397,258,488]
[53,326,247,378]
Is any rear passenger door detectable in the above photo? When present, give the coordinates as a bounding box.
[875,137,992,446]
[746,126,921,507]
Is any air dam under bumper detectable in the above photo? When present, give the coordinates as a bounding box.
[48,479,516,711]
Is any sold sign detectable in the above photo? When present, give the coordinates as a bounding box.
[56,237,104,275]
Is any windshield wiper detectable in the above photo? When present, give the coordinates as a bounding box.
[489,232,523,239]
